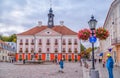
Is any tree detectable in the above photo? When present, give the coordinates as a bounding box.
[81,44,86,51]
[0,34,16,42]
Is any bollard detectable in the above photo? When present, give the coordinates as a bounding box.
[90,69,99,78]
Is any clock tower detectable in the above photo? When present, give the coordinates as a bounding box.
[48,8,54,28]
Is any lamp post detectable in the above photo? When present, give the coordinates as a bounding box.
[88,15,99,78]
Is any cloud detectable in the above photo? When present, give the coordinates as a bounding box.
[0,0,113,47]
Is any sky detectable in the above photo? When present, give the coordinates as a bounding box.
[0,0,113,47]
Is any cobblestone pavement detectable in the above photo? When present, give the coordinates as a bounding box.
[84,61,120,78]
[0,62,83,78]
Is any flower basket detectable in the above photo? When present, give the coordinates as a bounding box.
[78,29,91,40]
[95,27,109,40]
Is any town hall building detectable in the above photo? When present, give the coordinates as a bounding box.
[16,8,81,61]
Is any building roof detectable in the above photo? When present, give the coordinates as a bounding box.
[17,25,77,35]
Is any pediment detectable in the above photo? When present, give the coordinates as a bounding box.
[35,28,61,36]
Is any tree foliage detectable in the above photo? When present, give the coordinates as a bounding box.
[0,34,16,42]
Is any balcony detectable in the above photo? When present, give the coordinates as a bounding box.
[39,43,42,45]
[62,43,66,45]
[55,50,58,53]
[111,37,120,45]
[19,43,23,45]
[19,50,22,53]
[62,50,66,53]
[25,43,28,45]
[68,50,72,53]
[38,50,41,53]
[46,43,50,45]
[74,51,78,53]
[68,43,72,45]
[55,43,58,45]
[25,50,28,53]
[74,43,78,45]
[31,43,34,45]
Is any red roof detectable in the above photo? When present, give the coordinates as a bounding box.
[17,25,77,35]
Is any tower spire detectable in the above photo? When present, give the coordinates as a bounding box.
[48,0,54,28]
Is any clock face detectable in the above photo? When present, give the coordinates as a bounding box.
[50,18,52,20]
[45,31,51,35]
[49,22,52,25]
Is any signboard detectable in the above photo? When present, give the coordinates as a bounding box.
[89,36,97,43]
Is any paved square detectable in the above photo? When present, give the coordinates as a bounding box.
[0,62,83,78]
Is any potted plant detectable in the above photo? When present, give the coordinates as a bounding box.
[95,27,109,40]
[78,29,91,40]
[68,59,72,62]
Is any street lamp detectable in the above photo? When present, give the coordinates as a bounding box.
[88,15,99,78]
[88,15,97,69]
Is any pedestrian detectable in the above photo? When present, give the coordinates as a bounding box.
[59,59,64,73]
[106,53,114,78]
[23,59,25,64]
[102,60,105,68]
[79,59,82,66]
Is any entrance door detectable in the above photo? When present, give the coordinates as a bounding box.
[46,54,50,61]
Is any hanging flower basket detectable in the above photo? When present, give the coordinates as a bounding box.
[78,29,91,40]
[95,27,109,40]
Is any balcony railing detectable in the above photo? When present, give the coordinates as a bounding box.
[62,43,66,45]
[68,50,72,53]
[46,43,50,45]
[39,43,42,45]
[25,50,28,53]
[68,43,72,45]
[38,50,41,53]
[25,43,28,45]
[74,43,78,45]
[62,50,66,53]
[19,43,23,45]
[74,51,78,53]
[55,43,58,45]
[19,50,22,53]
[31,43,34,45]
[55,50,58,53]
[111,37,120,45]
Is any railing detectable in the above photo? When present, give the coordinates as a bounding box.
[25,43,28,45]
[31,43,34,45]
[74,43,78,45]
[111,37,120,45]
[55,43,58,45]
[74,51,78,53]
[62,43,66,45]
[19,50,22,53]
[19,43,23,45]
[39,43,42,45]
[46,43,50,45]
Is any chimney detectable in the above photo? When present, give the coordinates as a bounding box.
[60,21,64,26]
[38,21,42,26]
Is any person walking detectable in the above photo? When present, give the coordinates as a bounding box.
[59,59,64,73]
[106,53,114,78]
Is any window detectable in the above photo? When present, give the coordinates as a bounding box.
[55,39,58,45]
[68,39,72,45]
[31,39,34,45]
[62,39,66,45]
[68,55,71,59]
[46,39,50,45]
[25,39,28,45]
[25,48,28,53]
[20,39,23,45]
[25,55,28,60]
[39,48,41,53]
[39,39,42,45]
[20,39,22,43]
[31,48,34,53]
[55,48,58,53]
[47,48,49,51]
[39,55,41,59]
[31,55,34,60]
[68,48,72,53]
[75,55,77,59]
[19,48,22,52]
[74,39,77,45]
[63,48,65,52]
